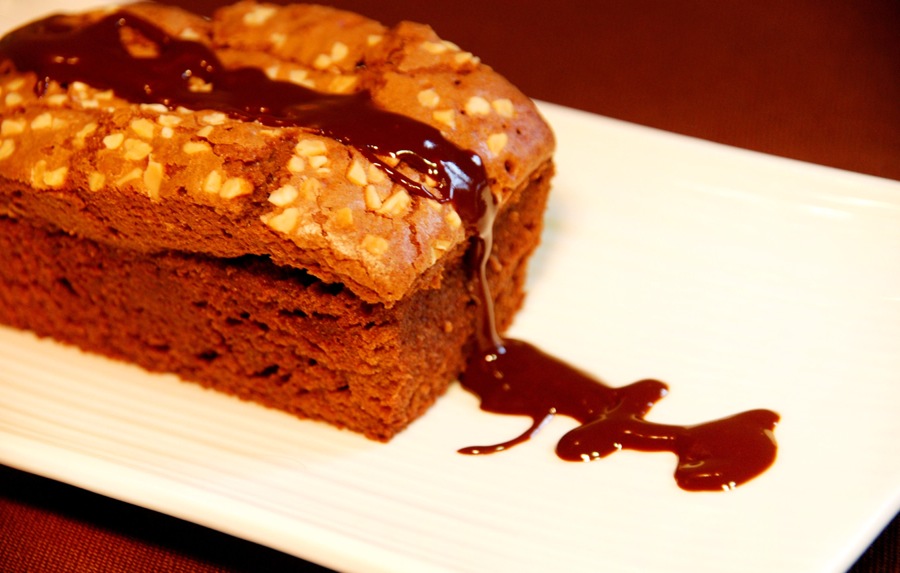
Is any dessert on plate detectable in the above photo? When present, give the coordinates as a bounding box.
[0,1,555,440]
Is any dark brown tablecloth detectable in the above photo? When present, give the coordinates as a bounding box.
[1,1,898,571]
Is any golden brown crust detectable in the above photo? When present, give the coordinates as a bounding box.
[0,1,555,304]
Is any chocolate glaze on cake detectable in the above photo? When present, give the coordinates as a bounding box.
[0,10,491,227]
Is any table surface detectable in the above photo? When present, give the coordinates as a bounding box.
[1,1,898,571]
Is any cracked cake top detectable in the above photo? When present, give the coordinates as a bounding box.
[0,1,554,303]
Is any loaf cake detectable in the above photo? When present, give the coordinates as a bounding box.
[0,1,555,440]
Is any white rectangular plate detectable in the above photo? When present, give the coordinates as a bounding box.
[2,3,899,572]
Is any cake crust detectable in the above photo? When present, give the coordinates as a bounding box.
[0,1,554,304]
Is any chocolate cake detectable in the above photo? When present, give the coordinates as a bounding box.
[0,1,555,440]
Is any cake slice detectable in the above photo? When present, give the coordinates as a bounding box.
[0,1,554,440]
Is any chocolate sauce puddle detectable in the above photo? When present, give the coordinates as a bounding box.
[1,10,778,492]
[458,340,779,491]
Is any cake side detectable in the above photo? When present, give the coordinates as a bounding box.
[0,159,553,439]
[0,1,555,304]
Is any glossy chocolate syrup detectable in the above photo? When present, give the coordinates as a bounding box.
[459,340,779,491]
[1,11,778,492]
[0,12,490,224]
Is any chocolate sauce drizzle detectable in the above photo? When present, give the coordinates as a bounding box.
[459,340,779,491]
[1,11,778,492]
[0,12,489,224]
